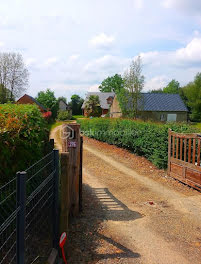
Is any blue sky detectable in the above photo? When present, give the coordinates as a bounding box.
[0,0,201,100]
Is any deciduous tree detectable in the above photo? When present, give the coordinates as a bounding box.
[36,89,58,119]
[69,94,84,115]
[182,73,201,121]
[0,52,29,102]
[99,74,124,93]
[120,56,145,118]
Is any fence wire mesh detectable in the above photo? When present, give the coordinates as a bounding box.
[0,177,18,264]
[0,149,57,264]
[25,151,55,263]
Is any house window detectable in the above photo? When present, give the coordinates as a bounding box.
[160,114,165,121]
[167,114,177,122]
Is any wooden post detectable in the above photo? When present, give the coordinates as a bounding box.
[66,123,81,217]
[60,152,70,234]
[193,139,196,164]
[168,129,172,175]
[197,139,201,166]
[79,136,83,212]
[180,138,183,160]
[184,138,187,162]
[188,139,192,163]
[176,137,179,159]
[62,124,68,152]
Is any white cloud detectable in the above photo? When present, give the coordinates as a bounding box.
[176,38,201,62]
[87,84,99,92]
[69,54,80,61]
[133,0,144,9]
[0,42,4,47]
[44,57,59,67]
[144,76,168,91]
[139,37,201,67]
[162,0,201,14]
[84,55,129,74]
[25,57,36,66]
[89,33,115,49]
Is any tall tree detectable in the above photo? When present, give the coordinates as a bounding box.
[163,79,180,94]
[99,74,124,93]
[182,73,201,121]
[69,94,84,115]
[121,56,145,118]
[36,89,58,119]
[0,52,29,102]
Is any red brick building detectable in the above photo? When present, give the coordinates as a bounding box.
[17,94,47,113]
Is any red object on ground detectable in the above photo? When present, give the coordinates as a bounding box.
[59,232,67,264]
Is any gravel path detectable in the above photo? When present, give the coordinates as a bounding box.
[51,127,201,264]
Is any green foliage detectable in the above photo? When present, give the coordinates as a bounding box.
[0,84,12,103]
[163,80,180,94]
[182,73,201,122]
[99,74,124,93]
[69,94,84,115]
[36,89,59,119]
[85,95,102,117]
[0,104,49,184]
[57,110,72,121]
[78,118,198,169]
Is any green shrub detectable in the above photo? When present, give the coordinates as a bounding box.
[0,104,49,183]
[78,118,198,169]
[57,110,72,121]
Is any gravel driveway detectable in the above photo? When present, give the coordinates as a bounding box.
[51,128,201,264]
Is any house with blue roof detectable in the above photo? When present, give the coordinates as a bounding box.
[110,93,188,122]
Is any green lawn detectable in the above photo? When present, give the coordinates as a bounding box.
[194,123,201,130]
[73,115,84,119]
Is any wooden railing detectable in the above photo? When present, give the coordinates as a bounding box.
[168,129,201,191]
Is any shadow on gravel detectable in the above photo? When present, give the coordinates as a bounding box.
[66,184,141,263]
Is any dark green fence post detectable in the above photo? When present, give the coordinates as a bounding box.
[50,139,54,150]
[53,149,59,249]
[16,171,26,264]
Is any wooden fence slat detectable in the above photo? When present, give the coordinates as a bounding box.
[197,139,201,166]
[188,139,192,163]
[184,138,187,162]
[176,138,179,159]
[172,136,175,158]
[180,138,183,160]
[193,139,196,164]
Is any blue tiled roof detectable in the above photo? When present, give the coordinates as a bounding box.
[141,93,188,112]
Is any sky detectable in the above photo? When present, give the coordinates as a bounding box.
[0,0,201,100]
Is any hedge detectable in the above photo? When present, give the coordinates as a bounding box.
[78,118,199,169]
[0,104,49,183]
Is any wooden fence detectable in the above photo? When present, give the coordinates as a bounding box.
[168,129,201,191]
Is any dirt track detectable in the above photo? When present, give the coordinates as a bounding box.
[51,128,201,263]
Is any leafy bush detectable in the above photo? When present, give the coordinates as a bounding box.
[78,118,198,169]
[57,110,72,121]
[0,104,49,183]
